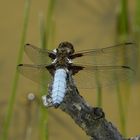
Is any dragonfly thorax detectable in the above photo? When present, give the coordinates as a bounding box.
[52,42,74,68]
[52,57,72,69]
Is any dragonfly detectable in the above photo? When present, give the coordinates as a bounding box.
[17,42,134,108]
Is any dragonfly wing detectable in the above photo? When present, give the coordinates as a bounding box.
[24,44,54,64]
[72,64,134,89]
[72,43,136,66]
[17,64,51,87]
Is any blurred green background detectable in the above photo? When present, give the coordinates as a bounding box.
[0,0,140,140]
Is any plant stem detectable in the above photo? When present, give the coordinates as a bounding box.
[1,0,31,139]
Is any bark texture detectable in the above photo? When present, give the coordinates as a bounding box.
[59,80,139,140]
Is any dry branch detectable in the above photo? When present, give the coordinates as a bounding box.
[59,81,139,140]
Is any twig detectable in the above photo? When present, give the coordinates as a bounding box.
[60,81,124,140]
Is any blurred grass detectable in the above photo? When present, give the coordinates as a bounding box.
[45,0,56,48]
[117,0,129,40]
[39,14,49,140]
[38,1,56,140]
[1,0,31,140]
[135,0,140,78]
[135,0,140,43]
[116,0,131,136]
[96,86,102,107]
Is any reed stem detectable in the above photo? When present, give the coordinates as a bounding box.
[1,0,31,139]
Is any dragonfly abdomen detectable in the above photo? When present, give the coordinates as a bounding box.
[52,68,67,107]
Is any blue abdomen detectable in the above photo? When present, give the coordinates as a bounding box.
[52,68,67,106]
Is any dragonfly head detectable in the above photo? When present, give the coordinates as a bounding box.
[57,42,75,56]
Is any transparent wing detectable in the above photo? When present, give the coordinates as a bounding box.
[24,44,53,64]
[73,64,134,89]
[73,43,136,66]
[17,64,51,87]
